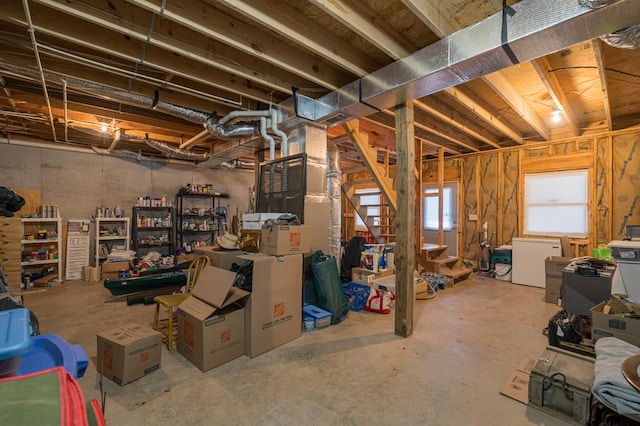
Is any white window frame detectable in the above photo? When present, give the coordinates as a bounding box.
[354,188,380,231]
[422,185,454,231]
[523,169,589,238]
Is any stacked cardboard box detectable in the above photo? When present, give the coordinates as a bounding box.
[177,267,250,372]
[545,256,572,304]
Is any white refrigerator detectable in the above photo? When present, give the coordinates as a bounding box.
[511,237,562,288]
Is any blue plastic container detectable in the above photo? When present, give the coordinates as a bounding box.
[302,304,332,328]
[16,334,89,379]
[0,308,32,378]
[342,282,371,311]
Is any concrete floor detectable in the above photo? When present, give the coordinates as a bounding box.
[21,274,572,425]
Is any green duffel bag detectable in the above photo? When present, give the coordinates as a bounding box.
[310,250,349,324]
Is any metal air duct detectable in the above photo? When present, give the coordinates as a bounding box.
[290,0,640,123]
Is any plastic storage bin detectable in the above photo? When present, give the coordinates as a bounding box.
[16,334,89,379]
[0,308,32,378]
[302,304,332,329]
[342,282,371,311]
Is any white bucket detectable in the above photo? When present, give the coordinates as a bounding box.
[494,263,512,282]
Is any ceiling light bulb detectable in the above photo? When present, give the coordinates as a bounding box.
[100,122,109,132]
[551,107,562,123]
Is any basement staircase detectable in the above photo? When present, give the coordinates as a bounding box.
[342,181,396,244]
[342,120,472,282]
[419,244,473,283]
[342,121,397,244]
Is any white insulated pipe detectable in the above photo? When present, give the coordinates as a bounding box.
[260,116,276,160]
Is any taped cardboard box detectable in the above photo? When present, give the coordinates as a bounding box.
[351,267,393,285]
[177,266,250,372]
[194,247,246,270]
[238,253,303,358]
[96,323,161,385]
[260,225,310,256]
[101,260,132,280]
[545,256,572,304]
[591,299,640,346]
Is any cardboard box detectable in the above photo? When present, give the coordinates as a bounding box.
[242,213,285,230]
[239,253,302,357]
[352,267,393,285]
[177,266,250,372]
[500,358,536,404]
[591,300,640,346]
[96,323,162,385]
[194,247,246,270]
[545,256,572,304]
[260,225,310,256]
[101,260,131,280]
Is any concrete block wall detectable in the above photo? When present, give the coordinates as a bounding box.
[0,143,254,223]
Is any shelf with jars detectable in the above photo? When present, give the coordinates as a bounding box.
[131,206,174,257]
[20,216,62,287]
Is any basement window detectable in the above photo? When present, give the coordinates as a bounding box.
[524,169,588,237]
[355,188,381,231]
[422,186,453,231]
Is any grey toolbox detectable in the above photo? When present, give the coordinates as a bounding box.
[528,346,595,425]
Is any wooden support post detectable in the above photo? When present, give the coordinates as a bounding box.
[415,139,423,254]
[438,147,444,247]
[395,102,416,338]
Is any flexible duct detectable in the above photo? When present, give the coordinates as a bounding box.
[204,116,258,139]
[580,0,640,49]
[143,139,209,161]
[600,25,640,49]
[220,160,256,170]
[327,140,342,259]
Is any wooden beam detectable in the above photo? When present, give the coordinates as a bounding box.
[400,0,457,38]
[29,0,296,98]
[414,97,502,148]
[532,57,581,136]
[308,0,414,59]
[126,0,350,91]
[394,102,415,338]
[592,39,613,132]
[483,72,551,140]
[444,87,524,144]
[216,0,379,76]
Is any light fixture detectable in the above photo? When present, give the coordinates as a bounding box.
[99,119,109,133]
[551,107,563,123]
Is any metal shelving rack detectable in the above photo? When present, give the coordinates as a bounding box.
[131,206,174,258]
[176,193,224,251]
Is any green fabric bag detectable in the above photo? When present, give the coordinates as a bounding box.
[310,250,349,324]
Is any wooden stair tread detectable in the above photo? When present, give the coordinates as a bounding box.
[422,244,448,252]
[442,268,473,279]
[429,255,459,264]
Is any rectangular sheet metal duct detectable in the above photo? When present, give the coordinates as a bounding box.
[289,0,639,124]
